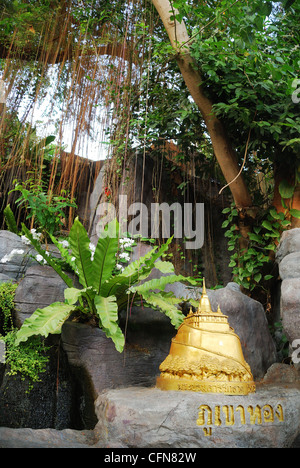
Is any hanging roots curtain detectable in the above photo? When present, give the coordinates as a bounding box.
[0,0,152,230]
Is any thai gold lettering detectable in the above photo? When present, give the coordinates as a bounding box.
[262,404,274,423]
[275,404,284,422]
[214,406,222,426]
[197,403,284,430]
[223,405,235,426]
[203,427,212,436]
[236,405,246,425]
[197,405,212,426]
[247,405,262,425]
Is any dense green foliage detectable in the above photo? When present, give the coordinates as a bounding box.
[3,331,49,392]
[1,0,299,295]
[0,281,17,334]
[11,179,76,238]
[188,0,300,181]
[0,281,49,390]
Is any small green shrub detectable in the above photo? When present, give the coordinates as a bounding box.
[0,281,18,334]
[0,281,49,391]
[10,179,77,239]
[3,330,50,392]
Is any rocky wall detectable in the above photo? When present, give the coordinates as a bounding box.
[0,228,299,447]
[276,228,300,368]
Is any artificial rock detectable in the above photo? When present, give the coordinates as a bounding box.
[14,265,68,327]
[0,231,35,281]
[279,252,300,280]
[276,228,300,263]
[280,278,300,345]
[95,383,300,448]
[276,228,300,351]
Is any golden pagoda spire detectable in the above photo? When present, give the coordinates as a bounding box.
[156,280,255,395]
[197,278,213,314]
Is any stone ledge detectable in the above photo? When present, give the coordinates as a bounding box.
[94,383,300,448]
[0,427,99,448]
[1,383,299,448]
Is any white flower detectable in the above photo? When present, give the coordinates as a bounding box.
[58,240,69,248]
[89,243,96,261]
[119,252,130,261]
[0,255,9,264]
[116,263,124,273]
[30,229,42,240]
[119,238,135,249]
[36,254,47,265]
[21,235,31,245]
[0,249,24,264]
[12,249,25,256]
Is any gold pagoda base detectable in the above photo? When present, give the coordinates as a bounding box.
[156,376,256,395]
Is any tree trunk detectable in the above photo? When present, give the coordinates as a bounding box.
[151,0,252,209]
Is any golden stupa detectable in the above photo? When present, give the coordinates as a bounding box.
[156,280,255,395]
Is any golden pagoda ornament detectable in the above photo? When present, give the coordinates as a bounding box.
[156,280,255,395]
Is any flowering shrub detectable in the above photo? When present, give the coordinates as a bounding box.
[15,218,196,352]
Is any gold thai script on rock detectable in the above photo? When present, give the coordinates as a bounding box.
[197,403,284,436]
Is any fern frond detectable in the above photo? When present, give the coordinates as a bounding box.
[94,295,125,352]
[15,302,75,345]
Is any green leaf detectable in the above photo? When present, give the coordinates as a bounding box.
[15,302,75,345]
[64,287,94,305]
[31,135,56,155]
[69,217,95,289]
[93,218,119,294]
[222,207,231,214]
[3,204,19,234]
[141,291,184,329]
[271,209,285,221]
[154,260,175,274]
[254,273,262,283]
[94,295,125,352]
[290,209,300,219]
[262,220,273,231]
[279,180,295,199]
[101,238,171,298]
[22,224,73,288]
[134,274,196,295]
[248,233,262,242]
[48,234,76,271]
[264,274,273,281]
